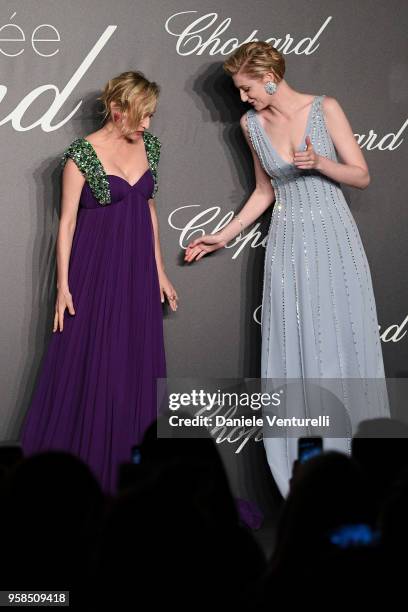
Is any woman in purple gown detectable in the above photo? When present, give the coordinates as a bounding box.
[20,71,178,495]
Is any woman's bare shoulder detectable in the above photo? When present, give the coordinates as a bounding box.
[321,95,341,113]
[82,128,106,146]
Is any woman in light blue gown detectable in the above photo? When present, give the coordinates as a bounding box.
[184,42,390,498]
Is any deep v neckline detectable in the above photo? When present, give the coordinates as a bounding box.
[252,95,318,166]
[81,134,150,188]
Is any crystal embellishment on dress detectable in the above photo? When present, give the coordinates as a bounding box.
[61,137,111,205]
[143,130,161,198]
[243,93,390,497]
[61,130,161,205]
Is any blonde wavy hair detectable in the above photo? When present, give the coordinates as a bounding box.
[97,70,160,137]
[223,41,285,83]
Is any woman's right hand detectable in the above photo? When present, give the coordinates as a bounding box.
[184,233,226,263]
[53,287,76,333]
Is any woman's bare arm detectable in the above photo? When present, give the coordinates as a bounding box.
[148,197,179,310]
[56,159,83,290]
[52,159,83,332]
[299,96,370,189]
[217,113,275,244]
[148,198,165,275]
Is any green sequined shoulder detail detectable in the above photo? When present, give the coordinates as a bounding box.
[60,137,111,205]
[143,130,161,198]
[60,130,161,204]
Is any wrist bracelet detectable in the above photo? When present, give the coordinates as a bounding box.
[235,216,245,235]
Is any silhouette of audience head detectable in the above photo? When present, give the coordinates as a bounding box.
[1,451,104,592]
[272,450,375,571]
[3,424,407,607]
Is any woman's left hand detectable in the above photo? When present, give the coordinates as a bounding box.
[158,271,179,311]
[293,135,321,170]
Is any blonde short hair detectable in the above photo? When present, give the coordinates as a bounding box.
[223,41,285,83]
[97,70,160,137]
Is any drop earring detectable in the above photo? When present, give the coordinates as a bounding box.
[264,81,277,95]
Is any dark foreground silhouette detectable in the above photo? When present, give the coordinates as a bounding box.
[1,417,407,609]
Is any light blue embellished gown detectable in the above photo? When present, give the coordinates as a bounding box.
[245,95,390,498]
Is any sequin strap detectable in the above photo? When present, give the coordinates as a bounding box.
[60,130,161,205]
[60,137,111,205]
[314,94,328,128]
[143,130,161,198]
[244,110,261,158]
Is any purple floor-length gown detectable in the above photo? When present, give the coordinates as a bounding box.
[20,132,166,495]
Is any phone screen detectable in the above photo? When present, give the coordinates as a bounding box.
[298,437,323,464]
[131,445,142,465]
